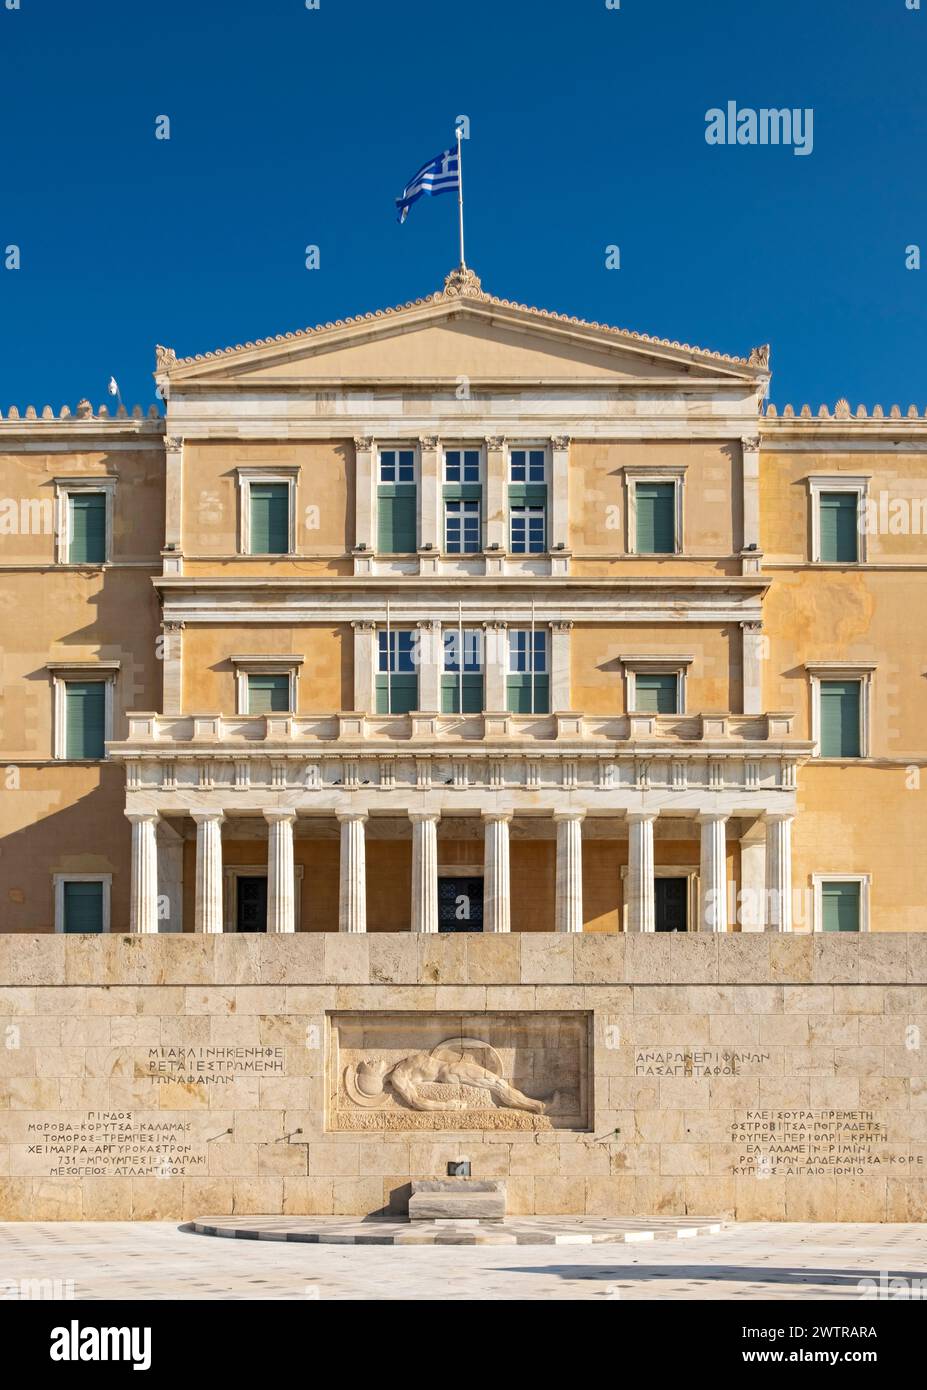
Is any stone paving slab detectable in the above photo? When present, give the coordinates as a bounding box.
[190,1215,726,1246]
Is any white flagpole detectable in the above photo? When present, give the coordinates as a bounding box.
[530,599,536,714]
[385,597,392,715]
[458,599,464,715]
[456,126,466,269]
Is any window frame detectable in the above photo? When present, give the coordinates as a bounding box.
[47,663,119,761]
[376,627,419,713]
[236,467,300,556]
[621,655,693,715]
[230,655,303,716]
[506,627,550,714]
[54,478,116,566]
[624,467,685,556]
[443,447,482,486]
[808,475,870,565]
[54,873,112,933]
[376,446,419,554]
[806,663,874,759]
[811,874,871,933]
[444,497,482,554]
[509,503,547,555]
[508,447,547,486]
[442,626,484,713]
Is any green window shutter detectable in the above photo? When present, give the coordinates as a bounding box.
[506,674,550,714]
[65,681,105,759]
[441,674,484,714]
[636,482,676,554]
[250,483,290,554]
[247,674,290,713]
[69,493,106,564]
[62,881,104,933]
[375,673,418,714]
[377,487,417,553]
[819,493,858,563]
[819,680,861,757]
[821,881,861,932]
[635,673,678,713]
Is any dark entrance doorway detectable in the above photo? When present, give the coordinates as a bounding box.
[655,877,688,932]
[236,876,268,932]
[438,876,484,932]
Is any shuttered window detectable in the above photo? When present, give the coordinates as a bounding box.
[506,630,549,714]
[247,674,291,713]
[65,681,106,759]
[634,673,679,714]
[821,881,861,932]
[635,482,676,554]
[442,629,483,713]
[68,493,106,564]
[819,492,858,563]
[62,881,104,933]
[819,680,861,758]
[378,451,417,553]
[249,483,290,554]
[376,630,418,713]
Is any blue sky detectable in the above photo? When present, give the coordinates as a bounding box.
[1,0,925,413]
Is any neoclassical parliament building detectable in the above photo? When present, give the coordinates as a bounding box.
[3,265,926,937]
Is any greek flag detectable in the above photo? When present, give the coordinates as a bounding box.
[395,148,459,224]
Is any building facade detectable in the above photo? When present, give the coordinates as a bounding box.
[3,265,926,936]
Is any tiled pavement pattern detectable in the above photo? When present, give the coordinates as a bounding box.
[1,1222,926,1299]
[191,1215,724,1245]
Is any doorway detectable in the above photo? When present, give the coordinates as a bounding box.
[438,876,484,932]
[655,877,688,932]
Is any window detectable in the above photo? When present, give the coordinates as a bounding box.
[54,874,111,933]
[376,629,418,713]
[445,449,480,484]
[442,629,484,713]
[507,630,549,713]
[813,875,869,932]
[808,476,869,564]
[68,492,106,564]
[445,499,481,554]
[634,672,679,714]
[65,681,106,759]
[378,449,417,553]
[247,673,291,714]
[510,505,546,554]
[819,680,861,758]
[819,492,859,563]
[510,449,545,483]
[250,482,290,555]
[635,482,676,554]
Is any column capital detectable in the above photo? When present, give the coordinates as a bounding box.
[553,808,585,823]
[764,811,795,824]
[408,810,441,825]
[626,810,659,825]
[696,811,730,825]
[484,435,506,450]
[336,809,369,823]
[125,811,159,825]
[418,434,440,450]
[550,435,571,450]
[482,809,513,823]
[263,809,297,824]
[191,810,225,825]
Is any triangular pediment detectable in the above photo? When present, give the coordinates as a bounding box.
[158,270,767,391]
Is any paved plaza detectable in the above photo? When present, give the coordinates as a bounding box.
[1,1222,926,1300]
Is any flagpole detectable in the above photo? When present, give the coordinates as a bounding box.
[456,126,466,269]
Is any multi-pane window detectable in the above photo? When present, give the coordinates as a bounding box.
[444,449,480,484]
[442,629,484,713]
[510,505,546,554]
[376,629,418,713]
[68,493,106,564]
[821,880,861,932]
[249,482,290,554]
[65,680,106,759]
[62,880,104,933]
[634,672,679,714]
[819,680,861,758]
[510,449,545,483]
[506,630,549,713]
[635,481,676,554]
[247,673,291,714]
[377,449,417,552]
[445,499,481,553]
[818,492,859,563]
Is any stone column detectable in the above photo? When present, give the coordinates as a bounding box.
[483,437,507,555]
[126,812,159,934]
[741,621,764,716]
[741,435,760,552]
[549,435,571,551]
[739,822,766,932]
[265,810,297,933]
[549,621,573,712]
[192,811,224,934]
[626,812,657,932]
[410,812,440,933]
[482,811,512,933]
[161,621,184,716]
[764,813,793,932]
[337,811,368,933]
[482,621,508,711]
[554,810,584,933]
[698,813,729,932]
[353,437,375,551]
[351,621,376,713]
[418,435,440,557]
[416,618,442,713]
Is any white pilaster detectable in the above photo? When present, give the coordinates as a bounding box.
[698,813,729,932]
[410,812,440,933]
[265,810,296,933]
[127,812,159,934]
[351,620,376,713]
[483,437,507,556]
[353,437,375,552]
[554,809,584,933]
[418,435,440,557]
[337,811,368,933]
[161,621,184,716]
[764,813,794,932]
[550,621,573,712]
[416,618,442,713]
[192,812,224,934]
[482,811,512,933]
[741,435,760,551]
[626,812,657,932]
[549,435,571,551]
[739,824,767,931]
[741,621,764,716]
[163,435,183,552]
[483,621,508,711]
